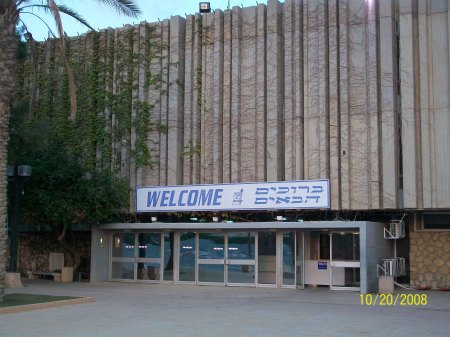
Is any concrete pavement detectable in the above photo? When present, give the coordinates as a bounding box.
[1,279,449,337]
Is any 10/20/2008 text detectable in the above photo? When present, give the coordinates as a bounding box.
[360,293,428,306]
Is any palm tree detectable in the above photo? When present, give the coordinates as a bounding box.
[0,0,141,303]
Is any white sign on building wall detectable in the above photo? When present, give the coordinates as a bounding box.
[136,180,330,212]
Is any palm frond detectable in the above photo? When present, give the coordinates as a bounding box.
[48,0,77,119]
[18,4,93,30]
[57,5,94,30]
[18,4,51,15]
[95,0,141,18]
[16,1,34,7]
[19,11,56,38]
[18,19,39,117]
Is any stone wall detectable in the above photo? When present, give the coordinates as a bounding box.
[409,231,450,288]
[17,232,91,276]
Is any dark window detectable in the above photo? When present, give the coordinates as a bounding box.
[423,213,450,230]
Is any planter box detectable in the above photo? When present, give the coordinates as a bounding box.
[61,267,74,282]
[379,275,394,294]
[5,272,23,288]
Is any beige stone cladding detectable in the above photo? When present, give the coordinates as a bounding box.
[410,231,450,289]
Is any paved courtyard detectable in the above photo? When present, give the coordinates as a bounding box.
[1,279,450,337]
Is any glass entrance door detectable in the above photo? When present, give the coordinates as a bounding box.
[198,232,225,284]
[110,232,171,282]
[330,232,360,291]
[137,232,162,281]
[257,231,277,286]
[282,232,296,287]
[111,233,136,280]
[163,232,175,281]
[281,231,304,288]
[227,232,256,285]
[179,232,196,283]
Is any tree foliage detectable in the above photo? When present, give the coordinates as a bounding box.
[8,101,130,228]
[0,0,141,304]
[20,142,129,229]
[8,102,129,268]
[8,100,51,163]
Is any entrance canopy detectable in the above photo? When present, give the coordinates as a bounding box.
[92,221,392,293]
[101,220,361,231]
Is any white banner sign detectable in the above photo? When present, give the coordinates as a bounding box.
[136,180,330,212]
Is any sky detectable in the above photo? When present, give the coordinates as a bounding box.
[22,0,282,41]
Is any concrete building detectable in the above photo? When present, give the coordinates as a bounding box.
[16,0,450,292]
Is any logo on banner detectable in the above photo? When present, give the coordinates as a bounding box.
[232,189,244,205]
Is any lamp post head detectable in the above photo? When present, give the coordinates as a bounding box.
[199,2,211,13]
[7,165,14,177]
[17,165,32,177]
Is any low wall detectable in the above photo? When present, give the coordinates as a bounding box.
[18,232,91,275]
[409,231,450,289]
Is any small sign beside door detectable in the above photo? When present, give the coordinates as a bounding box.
[318,261,327,270]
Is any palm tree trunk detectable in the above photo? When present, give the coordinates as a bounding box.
[0,4,19,303]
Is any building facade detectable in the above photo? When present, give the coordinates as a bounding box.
[16,0,450,291]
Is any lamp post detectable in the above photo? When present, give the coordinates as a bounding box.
[7,164,31,273]
[199,2,211,13]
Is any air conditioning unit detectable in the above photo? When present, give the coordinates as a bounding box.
[377,257,406,277]
[384,220,405,239]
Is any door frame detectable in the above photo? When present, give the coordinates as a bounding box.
[296,231,305,289]
[226,231,257,287]
[329,232,361,291]
[197,232,226,285]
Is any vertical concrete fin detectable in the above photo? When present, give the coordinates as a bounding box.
[266,0,284,181]
[167,16,186,185]
[379,0,400,209]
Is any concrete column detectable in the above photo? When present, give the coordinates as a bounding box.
[240,6,258,182]
[192,14,202,184]
[339,0,351,209]
[418,1,432,208]
[329,0,340,209]
[159,19,170,186]
[182,15,200,185]
[90,227,111,282]
[348,0,369,209]
[367,0,380,209]
[167,16,186,185]
[129,25,141,210]
[201,12,214,183]
[430,0,450,208]
[255,4,267,182]
[303,0,325,181]
[182,16,193,185]
[379,0,399,209]
[146,22,164,186]
[102,28,115,174]
[231,6,242,183]
[399,0,418,208]
[222,10,232,183]
[266,0,284,181]
[134,23,148,190]
[212,10,224,183]
[284,0,304,182]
